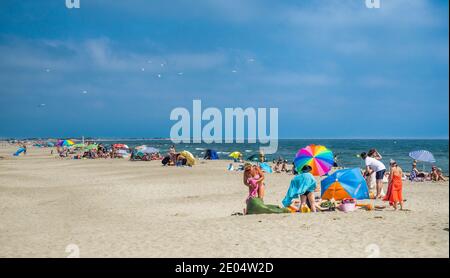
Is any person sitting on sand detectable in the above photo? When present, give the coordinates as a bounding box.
[383,159,404,210]
[243,163,265,201]
[430,166,446,182]
[273,160,282,173]
[168,145,177,164]
[282,165,317,212]
[410,161,427,181]
[281,160,288,172]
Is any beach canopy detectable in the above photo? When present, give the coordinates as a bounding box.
[116,149,128,155]
[113,144,129,149]
[140,147,159,154]
[57,139,75,147]
[180,150,195,166]
[259,162,273,173]
[409,150,436,163]
[204,149,219,160]
[72,143,85,149]
[46,142,55,147]
[229,151,241,159]
[294,144,334,176]
[321,168,369,201]
[13,148,25,156]
[247,154,261,162]
[86,144,98,150]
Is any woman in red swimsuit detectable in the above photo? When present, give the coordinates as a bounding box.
[384,160,404,210]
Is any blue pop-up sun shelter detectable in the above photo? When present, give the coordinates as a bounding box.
[321,168,369,200]
[204,149,219,160]
[13,148,25,156]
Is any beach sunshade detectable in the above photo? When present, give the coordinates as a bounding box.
[86,144,98,150]
[116,149,128,155]
[294,144,334,176]
[57,139,75,147]
[204,149,219,160]
[113,144,129,149]
[72,143,85,149]
[229,151,241,159]
[46,142,55,147]
[13,148,26,156]
[210,150,219,160]
[140,147,160,154]
[259,162,273,173]
[180,150,195,166]
[247,154,261,162]
[321,168,369,201]
[409,150,436,163]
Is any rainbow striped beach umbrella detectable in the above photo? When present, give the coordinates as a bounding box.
[294,144,334,176]
[57,139,75,147]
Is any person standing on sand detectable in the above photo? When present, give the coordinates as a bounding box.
[383,160,404,210]
[259,150,265,163]
[361,150,386,199]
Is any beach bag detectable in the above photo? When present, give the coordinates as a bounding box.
[161,156,171,165]
[246,198,290,215]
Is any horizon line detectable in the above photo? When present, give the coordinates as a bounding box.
[1,137,449,141]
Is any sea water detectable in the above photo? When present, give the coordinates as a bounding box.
[98,139,449,175]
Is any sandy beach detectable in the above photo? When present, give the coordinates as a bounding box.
[0,144,448,258]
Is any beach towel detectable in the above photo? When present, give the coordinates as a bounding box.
[282,172,317,207]
[246,197,290,215]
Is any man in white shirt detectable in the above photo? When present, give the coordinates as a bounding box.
[361,151,386,199]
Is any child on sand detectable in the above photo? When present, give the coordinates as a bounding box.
[243,164,265,201]
[383,159,404,210]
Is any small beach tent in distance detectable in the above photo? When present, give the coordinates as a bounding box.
[321,168,369,200]
[204,149,219,160]
[229,151,241,159]
[113,143,129,149]
[247,154,261,162]
[180,150,196,166]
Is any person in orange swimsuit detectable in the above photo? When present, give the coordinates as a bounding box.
[384,159,404,210]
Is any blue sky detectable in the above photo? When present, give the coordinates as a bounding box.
[0,0,448,139]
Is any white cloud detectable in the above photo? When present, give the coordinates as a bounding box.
[0,36,228,73]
